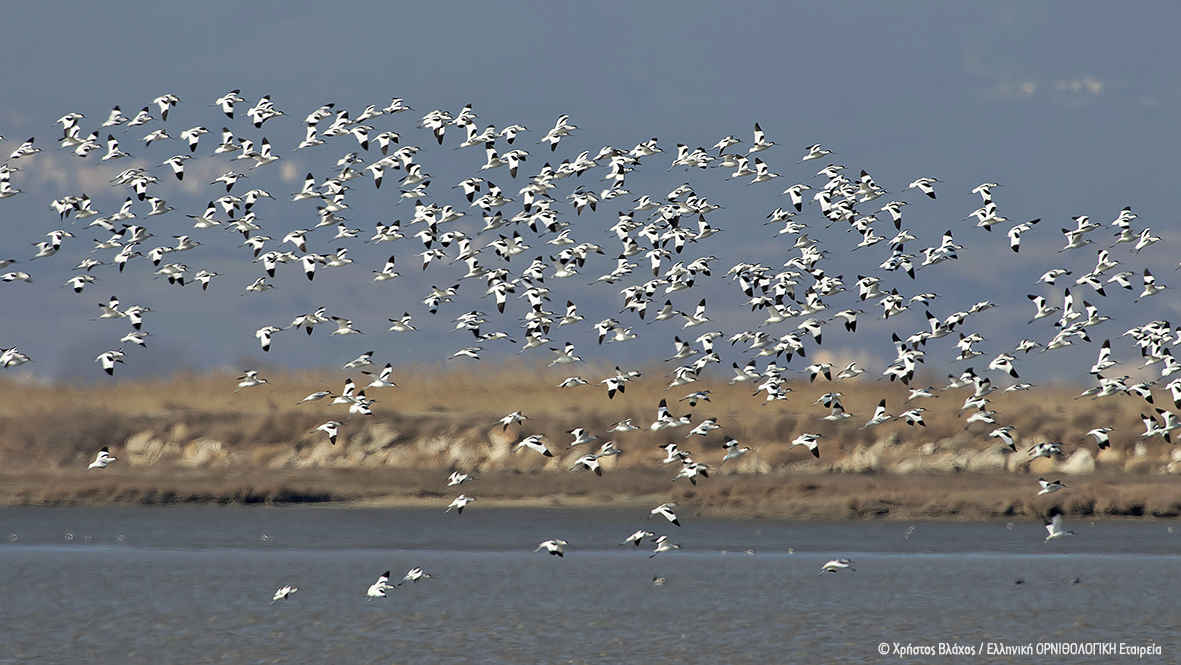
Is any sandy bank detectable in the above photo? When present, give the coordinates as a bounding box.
[3,368,1180,520]
[5,467,1181,521]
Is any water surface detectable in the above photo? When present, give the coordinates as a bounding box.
[1,507,1177,663]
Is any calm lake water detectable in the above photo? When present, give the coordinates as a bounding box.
[1,506,1178,664]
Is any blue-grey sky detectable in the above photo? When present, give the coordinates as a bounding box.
[1,1,1179,387]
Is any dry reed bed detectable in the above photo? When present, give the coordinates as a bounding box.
[2,363,1179,518]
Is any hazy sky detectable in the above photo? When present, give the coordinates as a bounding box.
[1,2,1179,386]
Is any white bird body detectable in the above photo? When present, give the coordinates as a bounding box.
[1044,508,1074,543]
[235,370,268,392]
[367,571,394,598]
[897,408,927,427]
[1081,427,1114,450]
[87,446,117,470]
[649,502,681,526]
[990,426,1016,451]
[1027,442,1062,460]
[548,342,582,367]
[315,421,340,445]
[95,349,125,375]
[570,454,603,476]
[446,494,475,514]
[685,418,719,438]
[861,399,892,429]
[566,428,598,448]
[398,567,433,586]
[622,530,656,546]
[534,539,568,556]
[791,433,822,458]
[650,535,679,558]
[515,435,553,457]
[297,390,334,405]
[718,438,751,467]
[650,399,692,431]
[1037,478,1066,496]
[498,411,527,430]
[365,364,397,389]
[608,419,639,433]
[270,585,298,604]
[819,558,855,575]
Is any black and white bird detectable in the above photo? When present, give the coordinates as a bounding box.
[621,530,656,546]
[515,434,553,457]
[329,317,362,336]
[906,177,939,199]
[397,568,433,586]
[747,123,775,153]
[270,585,298,604]
[315,421,340,445]
[498,411,527,430]
[95,350,125,376]
[570,454,603,476]
[650,535,679,558]
[1036,478,1066,496]
[799,144,831,163]
[1043,507,1075,543]
[548,342,582,366]
[685,418,720,438]
[446,471,474,488]
[565,428,598,448]
[861,399,892,429]
[1027,442,1062,460]
[1136,269,1166,302]
[1081,427,1114,450]
[989,426,1016,451]
[364,364,397,389]
[342,351,375,371]
[87,446,117,470]
[255,326,282,352]
[819,558,855,575]
[367,571,394,599]
[649,502,681,526]
[897,408,927,427]
[297,390,334,405]
[446,494,475,514]
[791,433,822,458]
[534,539,568,557]
[672,460,709,485]
[235,370,268,392]
[608,418,639,433]
[650,399,692,431]
[718,437,751,467]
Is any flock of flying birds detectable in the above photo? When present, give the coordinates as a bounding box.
[4,87,1176,596]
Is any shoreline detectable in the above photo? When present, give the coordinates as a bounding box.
[4,468,1179,521]
[4,371,1181,522]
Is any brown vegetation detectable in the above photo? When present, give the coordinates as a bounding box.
[2,361,1179,519]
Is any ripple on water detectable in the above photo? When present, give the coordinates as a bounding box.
[1,507,1178,663]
